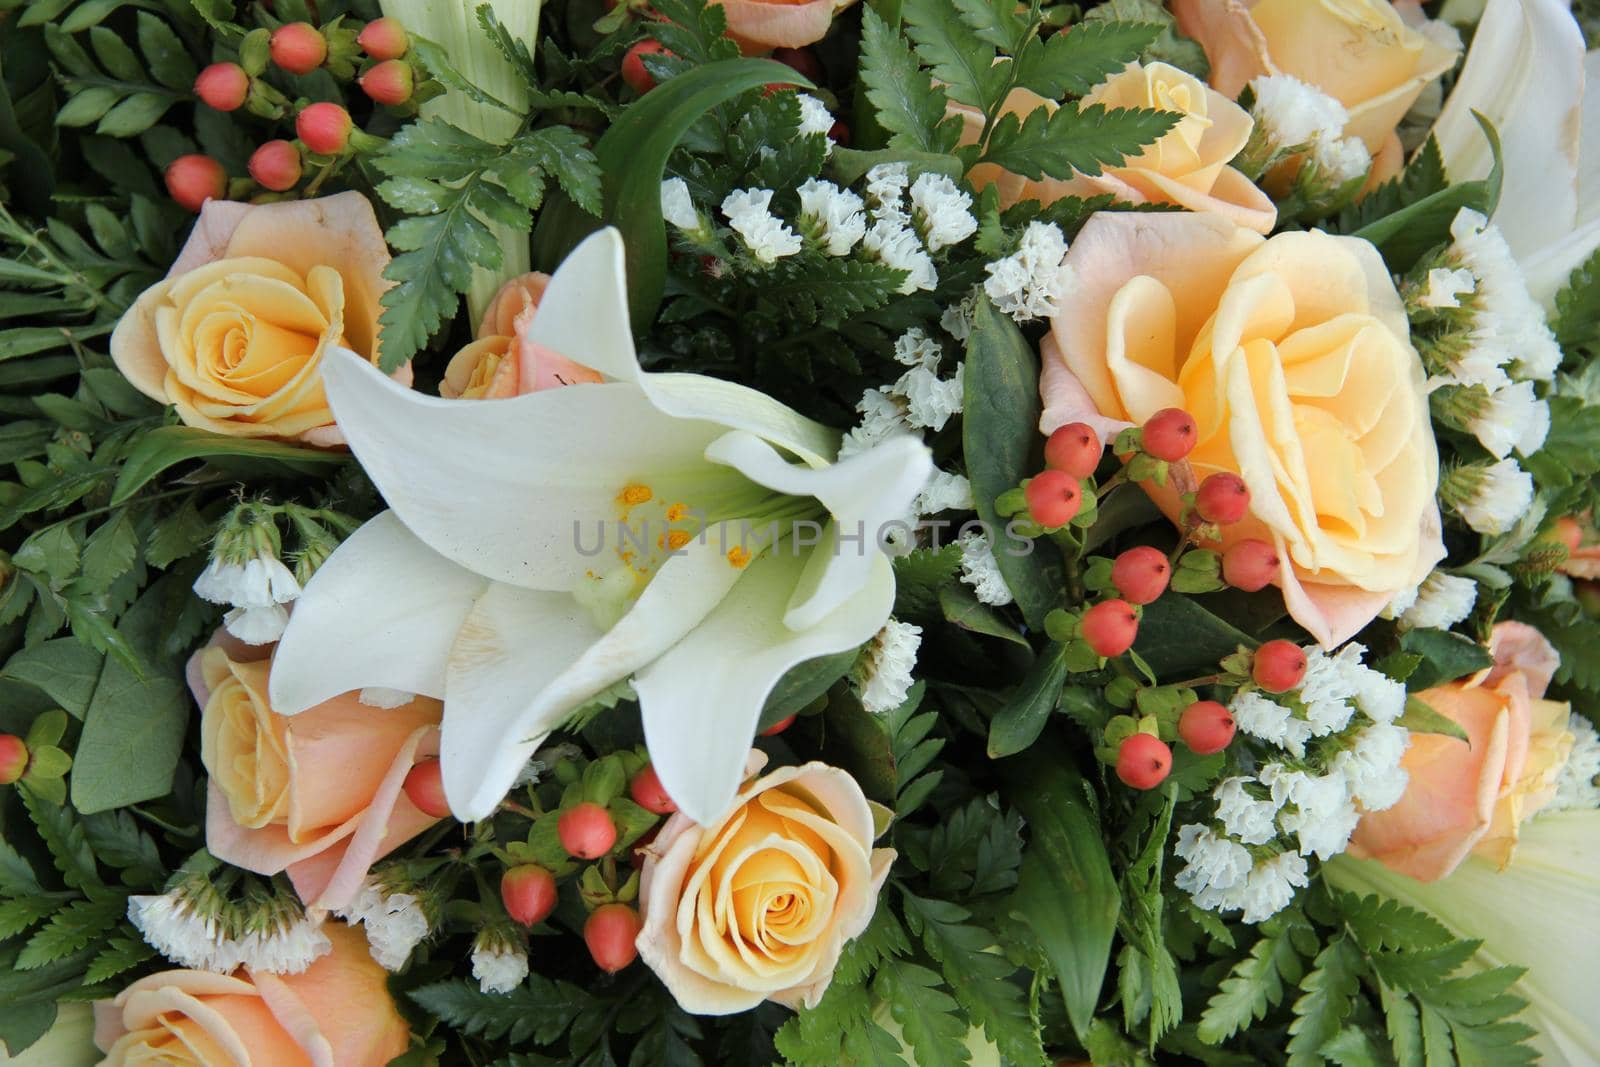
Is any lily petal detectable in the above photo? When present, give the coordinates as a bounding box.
[269,512,485,714]
[635,547,894,826]
[702,431,930,631]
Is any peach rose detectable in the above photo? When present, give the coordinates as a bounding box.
[1172,0,1459,160]
[1040,211,1443,646]
[952,62,1275,232]
[110,192,410,446]
[441,270,602,399]
[1349,622,1575,881]
[637,754,893,1014]
[1556,515,1600,579]
[713,0,856,51]
[93,922,409,1067]
[189,637,443,911]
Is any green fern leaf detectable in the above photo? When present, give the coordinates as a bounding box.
[408,976,594,1045]
[1286,936,1362,1064]
[980,103,1179,181]
[860,7,960,155]
[16,895,122,970]
[1197,922,1302,1044]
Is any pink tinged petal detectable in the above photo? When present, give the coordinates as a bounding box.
[636,546,894,827]
[1485,621,1561,698]
[269,511,485,714]
[518,339,605,393]
[1038,335,1133,442]
[1170,0,1275,97]
[717,0,841,50]
[252,924,409,1067]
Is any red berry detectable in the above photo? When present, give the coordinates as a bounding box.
[164,154,226,213]
[760,714,797,737]
[295,102,353,155]
[1044,422,1103,479]
[1116,733,1172,789]
[622,39,668,94]
[0,735,28,786]
[402,759,451,818]
[584,903,641,974]
[1110,546,1170,605]
[270,22,328,75]
[628,765,677,815]
[772,47,822,83]
[1081,598,1139,658]
[1195,472,1250,525]
[1025,469,1082,528]
[1222,538,1280,592]
[1142,408,1198,462]
[194,62,249,111]
[247,140,302,192]
[1178,700,1236,755]
[357,17,408,60]
[360,59,414,105]
[1253,639,1308,693]
[501,864,558,927]
[558,802,617,859]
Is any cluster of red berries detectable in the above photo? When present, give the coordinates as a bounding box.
[166,17,413,211]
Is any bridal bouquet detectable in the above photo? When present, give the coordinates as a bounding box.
[2,0,1598,1063]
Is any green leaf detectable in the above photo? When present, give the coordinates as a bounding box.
[757,256,908,327]
[0,897,57,941]
[859,6,958,155]
[1132,594,1255,678]
[872,957,971,1067]
[939,583,1029,647]
[759,649,856,732]
[1005,737,1119,1040]
[3,638,104,718]
[1552,244,1600,356]
[893,542,962,621]
[1013,20,1163,99]
[533,58,808,329]
[980,103,1179,181]
[1524,395,1600,488]
[1198,922,1303,1044]
[1286,937,1362,1064]
[1080,0,1211,75]
[20,786,102,893]
[112,425,347,504]
[774,972,901,1065]
[84,936,156,985]
[1397,696,1470,744]
[1398,627,1493,691]
[903,0,1004,108]
[962,296,1065,630]
[1336,893,1451,954]
[408,976,594,1044]
[135,12,196,90]
[986,643,1067,757]
[16,896,121,969]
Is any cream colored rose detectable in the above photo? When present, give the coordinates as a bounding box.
[110,192,408,445]
[93,922,409,1067]
[637,755,893,1014]
[954,62,1274,232]
[1040,211,1444,646]
[1173,0,1459,155]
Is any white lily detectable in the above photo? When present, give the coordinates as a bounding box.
[1326,810,1600,1067]
[268,229,932,825]
[1431,0,1598,303]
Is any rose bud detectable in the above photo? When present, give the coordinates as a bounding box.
[501,864,558,927]
[1142,407,1198,462]
[1081,598,1138,658]
[0,735,28,785]
[1116,733,1172,789]
[1253,639,1308,693]
[628,765,676,815]
[295,102,353,155]
[402,759,451,818]
[357,16,409,60]
[194,62,250,111]
[359,59,414,106]
[558,801,617,859]
[247,139,302,192]
[622,39,668,94]
[270,21,328,75]
[585,902,641,974]
[164,154,227,212]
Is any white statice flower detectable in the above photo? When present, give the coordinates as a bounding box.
[939,288,979,341]
[512,741,582,789]
[892,327,943,369]
[1468,380,1550,459]
[232,915,331,975]
[1273,772,1359,860]
[1173,824,1252,912]
[1297,647,1357,737]
[1239,851,1310,923]
[1350,666,1407,725]
[336,880,431,971]
[1548,712,1600,812]
[983,222,1072,322]
[1249,74,1348,150]
[471,938,529,994]
[721,188,802,264]
[795,178,866,256]
[1420,266,1477,309]
[794,93,835,146]
[857,619,923,714]
[1229,691,1312,756]
[1308,131,1372,186]
[659,178,702,234]
[1332,722,1412,811]
[128,892,237,973]
[908,172,976,252]
[865,162,911,224]
[1454,458,1535,535]
[1448,208,1564,382]
[916,469,972,516]
[194,554,301,645]
[359,687,414,709]
[1213,777,1280,845]
[839,387,910,458]
[894,364,964,432]
[864,218,938,293]
[958,528,1013,606]
[1399,571,1478,631]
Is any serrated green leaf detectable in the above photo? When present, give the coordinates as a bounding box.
[1198,923,1301,1044]
[20,787,102,893]
[1014,20,1162,99]
[1287,936,1362,1064]
[408,976,593,1044]
[873,957,971,1067]
[980,103,1178,180]
[0,897,58,940]
[903,0,1005,109]
[16,895,122,969]
[84,936,157,984]
[859,6,958,155]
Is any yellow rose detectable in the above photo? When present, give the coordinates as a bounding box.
[1040,211,1444,646]
[1173,0,1460,155]
[954,62,1274,232]
[637,755,893,1014]
[110,191,408,446]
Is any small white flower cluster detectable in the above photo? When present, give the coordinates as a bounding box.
[335,878,431,972]
[129,889,331,975]
[1245,74,1369,189]
[1549,712,1600,812]
[721,188,804,264]
[856,618,923,713]
[958,527,1013,606]
[1446,458,1536,536]
[194,553,301,645]
[797,178,867,256]
[983,222,1074,322]
[908,172,977,253]
[795,93,836,149]
[471,932,530,994]
[863,163,942,294]
[659,177,706,238]
[1391,570,1478,631]
[1176,643,1410,923]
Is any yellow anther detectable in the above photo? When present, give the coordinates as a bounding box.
[659,530,692,551]
[617,483,653,506]
[666,503,689,521]
[727,546,752,569]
